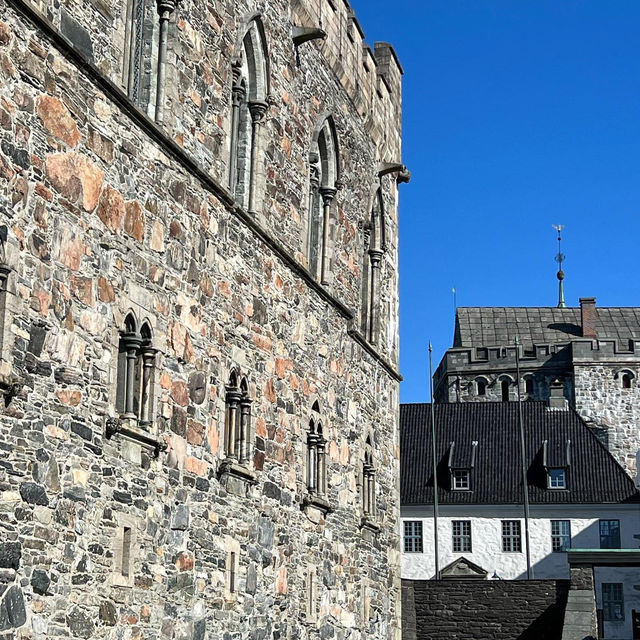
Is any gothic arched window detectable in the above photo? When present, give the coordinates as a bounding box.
[308,116,340,284]
[360,188,385,344]
[306,401,327,495]
[230,16,269,213]
[122,0,179,123]
[224,371,252,464]
[116,313,156,429]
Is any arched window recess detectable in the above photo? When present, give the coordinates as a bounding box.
[615,369,636,390]
[303,401,332,515]
[360,187,386,344]
[122,0,180,124]
[229,15,270,214]
[108,313,165,457]
[224,371,253,465]
[307,116,340,285]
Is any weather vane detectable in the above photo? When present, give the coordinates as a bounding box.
[552,224,566,308]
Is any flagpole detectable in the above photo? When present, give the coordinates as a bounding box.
[429,342,440,580]
[515,336,533,579]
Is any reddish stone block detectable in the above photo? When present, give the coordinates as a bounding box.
[46,152,103,212]
[96,185,124,233]
[36,95,81,147]
[124,200,145,242]
[97,277,115,302]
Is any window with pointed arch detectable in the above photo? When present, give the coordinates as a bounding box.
[360,188,385,344]
[116,313,157,429]
[306,401,327,495]
[229,16,269,213]
[122,0,157,112]
[224,371,252,464]
[362,436,376,518]
[307,116,339,284]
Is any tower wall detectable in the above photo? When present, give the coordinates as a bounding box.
[0,1,404,638]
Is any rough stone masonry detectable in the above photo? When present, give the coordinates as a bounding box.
[0,0,407,638]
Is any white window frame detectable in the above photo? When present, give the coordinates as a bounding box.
[452,520,472,553]
[548,468,566,489]
[403,521,423,553]
[452,469,471,491]
[551,520,571,552]
[501,520,522,553]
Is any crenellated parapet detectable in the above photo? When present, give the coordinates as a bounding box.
[292,0,404,158]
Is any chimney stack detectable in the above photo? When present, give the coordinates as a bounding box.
[548,379,568,410]
[580,297,597,339]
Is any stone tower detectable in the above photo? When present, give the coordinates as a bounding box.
[434,299,640,480]
[0,0,408,638]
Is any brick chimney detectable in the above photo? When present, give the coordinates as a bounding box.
[580,297,597,339]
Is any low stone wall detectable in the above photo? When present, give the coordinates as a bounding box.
[402,579,570,640]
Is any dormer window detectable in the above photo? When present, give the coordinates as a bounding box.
[448,440,477,491]
[452,469,470,490]
[548,467,566,489]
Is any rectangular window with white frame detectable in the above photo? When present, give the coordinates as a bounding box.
[403,521,423,553]
[501,520,522,552]
[452,520,472,553]
[551,520,571,552]
[547,468,566,489]
[452,469,470,490]
[602,582,624,621]
[599,520,621,549]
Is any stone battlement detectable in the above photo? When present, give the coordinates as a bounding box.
[285,0,403,156]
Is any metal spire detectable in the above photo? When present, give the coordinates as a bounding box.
[552,225,566,308]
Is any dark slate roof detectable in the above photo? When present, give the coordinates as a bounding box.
[401,402,639,506]
[453,307,640,348]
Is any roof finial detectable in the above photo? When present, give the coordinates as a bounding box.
[552,224,566,308]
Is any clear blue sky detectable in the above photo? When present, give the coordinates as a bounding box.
[350,0,640,402]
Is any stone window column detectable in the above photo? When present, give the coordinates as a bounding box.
[229,61,246,195]
[363,462,375,516]
[247,100,268,215]
[319,187,337,285]
[368,248,383,345]
[154,0,179,125]
[121,332,142,419]
[316,435,326,494]
[225,388,241,459]
[307,431,318,492]
[238,397,251,464]
[138,345,157,429]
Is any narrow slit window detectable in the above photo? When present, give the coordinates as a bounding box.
[229,551,236,593]
[121,526,132,577]
[501,380,510,402]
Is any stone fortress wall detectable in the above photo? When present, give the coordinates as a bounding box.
[0,0,406,638]
[572,341,640,481]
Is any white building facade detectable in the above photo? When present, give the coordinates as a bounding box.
[400,402,640,640]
